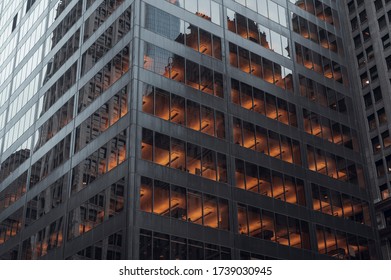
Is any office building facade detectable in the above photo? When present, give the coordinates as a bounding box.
[0,0,380,259]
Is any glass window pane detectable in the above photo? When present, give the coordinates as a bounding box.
[155,88,170,120]
[200,66,214,95]
[142,84,154,114]
[211,1,221,25]
[218,198,229,230]
[284,176,297,204]
[213,35,222,59]
[199,29,212,56]
[185,1,197,14]
[185,22,198,51]
[170,94,185,125]
[217,153,227,183]
[245,162,259,192]
[186,60,200,89]
[140,177,152,212]
[262,210,275,241]
[153,180,170,216]
[142,128,153,161]
[170,138,186,170]
[248,206,262,238]
[188,191,202,224]
[171,185,187,221]
[187,143,201,175]
[154,133,170,166]
[202,148,217,181]
[216,111,225,139]
[203,195,218,228]
[259,167,272,197]
[288,217,301,248]
[238,204,248,235]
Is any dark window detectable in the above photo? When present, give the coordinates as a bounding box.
[382,130,391,148]
[374,87,382,102]
[370,66,378,81]
[362,28,370,42]
[385,209,391,226]
[354,35,361,49]
[357,52,365,67]
[26,0,36,13]
[376,160,385,177]
[382,34,391,50]
[386,55,391,70]
[359,10,367,23]
[351,17,358,31]
[348,1,355,14]
[378,15,386,30]
[366,46,374,61]
[378,108,388,125]
[372,136,381,153]
[368,114,376,130]
[364,93,372,108]
[375,0,384,11]
[12,14,17,31]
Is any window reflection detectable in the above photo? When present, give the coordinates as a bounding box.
[30,135,72,189]
[292,14,339,53]
[235,159,306,206]
[233,0,287,27]
[78,47,130,113]
[142,84,226,139]
[144,43,224,98]
[299,75,350,114]
[303,109,357,150]
[237,204,310,249]
[295,43,346,84]
[140,177,229,230]
[229,42,293,91]
[315,225,374,259]
[307,145,363,185]
[84,0,127,43]
[166,0,221,25]
[0,208,23,245]
[81,6,132,75]
[25,174,67,227]
[233,117,301,165]
[290,0,337,26]
[0,172,27,212]
[71,131,127,194]
[227,9,290,58]
[142,128,227,183]
[21,217,64,259]
[75,87,128,153]
[67,231,123,260]
[68,178,125,240]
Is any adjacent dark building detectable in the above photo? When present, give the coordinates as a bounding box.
[344,0,391,259]
[0,0,382,259]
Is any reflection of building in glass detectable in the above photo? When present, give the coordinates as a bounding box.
[0,0,384,259]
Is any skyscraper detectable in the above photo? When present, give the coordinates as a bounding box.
[344,0,391,259]
[0,0,381,259]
